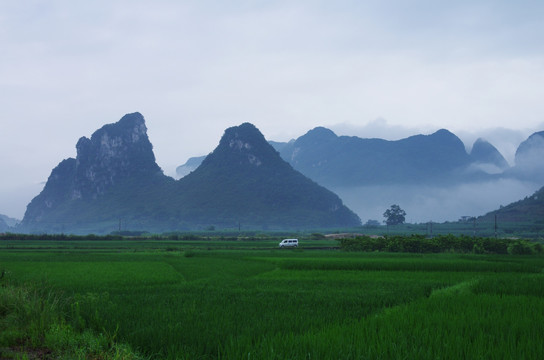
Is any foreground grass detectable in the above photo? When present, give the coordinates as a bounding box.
[0,280,145,360]
[1,246,543,359]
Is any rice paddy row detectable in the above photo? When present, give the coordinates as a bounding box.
[1,241,543,359]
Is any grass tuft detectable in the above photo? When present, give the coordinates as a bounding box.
[0,280,146,360]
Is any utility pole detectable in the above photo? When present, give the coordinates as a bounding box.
[494,214,498,239]
[428,221,433,238]
[473,217,476,239]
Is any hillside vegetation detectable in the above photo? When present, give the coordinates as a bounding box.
[482,185,544,222]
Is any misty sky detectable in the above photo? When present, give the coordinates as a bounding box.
[1,0,544,219]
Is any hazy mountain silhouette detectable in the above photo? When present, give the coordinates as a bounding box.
[175,156,206,178]
[172,123,361,229]
[178,127,490,186]
[174,126,544,223]
[0,214,19,228]
[0,217,9,232]
[508,131,544,181]
[175,141,290,178]
[276,127,479,187]
[469,138,509,174]
[21,114,360,233]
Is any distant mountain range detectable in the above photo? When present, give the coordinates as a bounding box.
[20,113,360,234]
[15,113,544,233]
[0,217,9,232]
[0,214,19,231]
[278,127,477,187]
[506,131,544,180]
[175,126,544,224]
[177,127,544,187]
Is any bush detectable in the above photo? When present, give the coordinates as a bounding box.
[338,235,540,255]
[508,241,534,255]
[472,242,485,254]
[184,250,196,258]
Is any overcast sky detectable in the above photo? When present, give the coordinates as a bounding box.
[1,0,544,219]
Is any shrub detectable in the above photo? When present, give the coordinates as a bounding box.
[472,242,485,254]
[338,235,539,255]
[184,250,196,258]
[507,241,534,255]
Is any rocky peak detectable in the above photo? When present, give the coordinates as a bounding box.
[417,129,466,151]
[21,113,167,232]
[51,113,162,201]
[178,122,362,228]
[73,112,161,198]
[515,131,544,167]
[433,128,456,138]
[76,113,152,166]
[470,138,509,170]
[283,127,338,165]
[511,131,544,180]
[403,129,470,167]
[204,123,281,169]
[295,127,337,147]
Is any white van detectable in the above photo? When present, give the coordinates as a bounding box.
[279,238,298,248]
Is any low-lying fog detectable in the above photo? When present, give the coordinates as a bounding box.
[3,179,542,227]
[333,179,542,224]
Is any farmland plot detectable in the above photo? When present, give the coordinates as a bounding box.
[1,245,543,359]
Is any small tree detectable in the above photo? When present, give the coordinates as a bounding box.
[383,204,406,226]
[364,219,381,228]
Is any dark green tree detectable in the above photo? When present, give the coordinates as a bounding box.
[383,204,406,226]
[364,219,381,228]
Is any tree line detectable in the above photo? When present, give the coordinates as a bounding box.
[338,234,543,255]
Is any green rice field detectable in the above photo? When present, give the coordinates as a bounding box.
[1,238,543,359]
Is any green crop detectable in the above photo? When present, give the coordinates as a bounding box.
[1,239,543,359]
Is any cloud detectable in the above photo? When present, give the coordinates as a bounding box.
[1,1,544,219]
[457,127,540,166]
[0,182,44,220]
[334,179,542,224]
[329,118,435,141]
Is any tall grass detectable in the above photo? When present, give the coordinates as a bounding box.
[0,278,145,359]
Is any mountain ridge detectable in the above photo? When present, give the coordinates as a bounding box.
[172,123,361,228]
[21,115,360,233]
[178,127,504,186]
[176,127,544,188]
